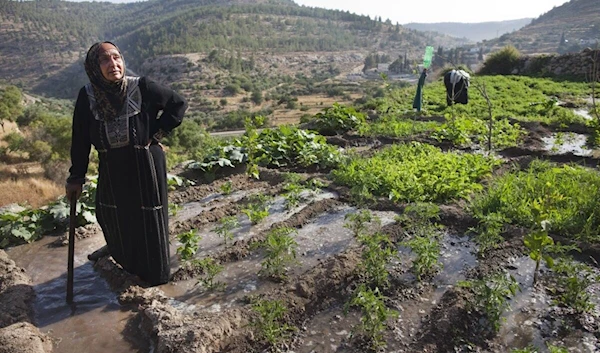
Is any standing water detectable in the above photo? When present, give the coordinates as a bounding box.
[5,233,149,353]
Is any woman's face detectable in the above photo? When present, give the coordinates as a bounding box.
[98,43,124,82]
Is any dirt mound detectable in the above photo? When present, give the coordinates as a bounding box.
[0,250,53,353]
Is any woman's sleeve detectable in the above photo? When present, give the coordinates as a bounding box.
[66,88,92,185]
[143,77,188,140]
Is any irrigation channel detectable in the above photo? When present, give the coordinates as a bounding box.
[3,112,600,353]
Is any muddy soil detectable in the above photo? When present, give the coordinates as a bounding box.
[3,119,600,353]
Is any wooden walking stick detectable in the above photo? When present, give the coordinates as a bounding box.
[67,194,76,303]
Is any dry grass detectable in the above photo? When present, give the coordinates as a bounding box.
[0,177,63,208]
[268,94,359,126]
[1,121,65,208]
[0,121,17,147]
[0,160,63,208]
[202,93,360,126]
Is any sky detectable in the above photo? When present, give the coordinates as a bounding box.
[293,0,571,24]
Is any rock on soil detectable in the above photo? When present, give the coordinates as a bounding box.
[0,250,53,353]
[0,322,53,353]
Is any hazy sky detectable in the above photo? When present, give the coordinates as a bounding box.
[293,0,571,24]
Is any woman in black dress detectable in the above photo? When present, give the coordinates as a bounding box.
[65,41,187,285]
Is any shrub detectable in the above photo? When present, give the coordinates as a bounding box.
[311,103,367,135]
[525,55,553,76]
[285,100,297,109]
[250,90,263,105]
[223,83,240,96]
[479,45,521,75]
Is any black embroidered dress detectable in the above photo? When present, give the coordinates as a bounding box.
[68,76,187,285]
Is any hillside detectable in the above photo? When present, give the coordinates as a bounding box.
[0,0,465,100]
[488,0,600,54]
[404,18,532,43]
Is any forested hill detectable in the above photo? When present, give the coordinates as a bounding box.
[489,0,600,54]
[0,0,465,99]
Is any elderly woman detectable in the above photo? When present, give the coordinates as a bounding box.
[65,42,187,286]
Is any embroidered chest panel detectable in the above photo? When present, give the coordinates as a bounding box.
[85,77,142,149]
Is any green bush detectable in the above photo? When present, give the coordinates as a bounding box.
[250,90,263,105]
[479,45,521,75]
[525,55,553,76]
[311,103,366,135]
[223,83,240,96]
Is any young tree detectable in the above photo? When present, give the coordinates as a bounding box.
[362,54,375,73]
[0,86,23,132]
[434,46,445,67]
[388,57,403,74]
[251,90,263,105]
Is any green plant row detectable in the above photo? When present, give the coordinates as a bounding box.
[332,141,500,203]
[364,75,591,127]
[187,124,344,176]
[470,159,600,241]
[0,178,97,248]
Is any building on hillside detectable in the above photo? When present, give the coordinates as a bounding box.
[346,73,364,81]
[579,38,599,46]
[376,63,390,72]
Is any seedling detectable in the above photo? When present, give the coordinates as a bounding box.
[358,231,397,289]
[282,172,303,185]
[459,271,519,332]
[282,182,303,210]
[242,194,271,225]
[176,229,201,262]
[548,345,569,353]
[550,257,598,314]
[404,233,441,281]
[169,203,182,217]
[470,212,505,257]
[524,220,554,285]
[250,298,296,345]
[350,184,375,206]
[397,202,440,231]
[306,178,325,191]
[346,284,398,351]
[258,227,298,280]
[524,184,564,285]
[242,205,269,225]
[191,257,224,290]
[243,116,264,179]
[220,180,233,195]
[397,203,442,280]
[213,215,239,245]
[344,209,380,238]
[396,202,442,242]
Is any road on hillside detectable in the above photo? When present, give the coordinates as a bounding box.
[210,129,265,138]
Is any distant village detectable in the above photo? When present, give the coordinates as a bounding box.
[350,44,487,82]
[352,33,600,82]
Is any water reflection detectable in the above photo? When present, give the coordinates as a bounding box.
[5,234,148,353]
[541,132,595,156]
